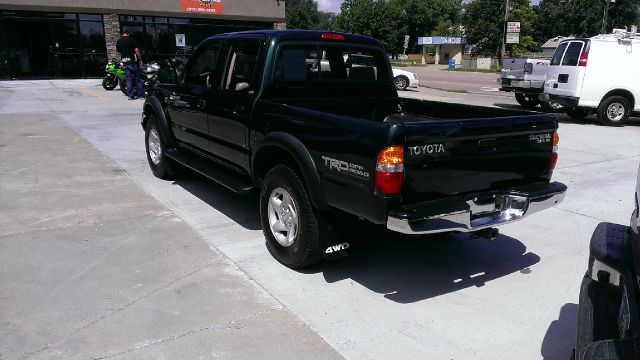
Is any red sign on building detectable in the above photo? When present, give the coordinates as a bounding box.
[180,0,223,14]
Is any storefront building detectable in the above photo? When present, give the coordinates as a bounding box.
[0,0,285,79]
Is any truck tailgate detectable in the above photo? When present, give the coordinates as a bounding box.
[401,114,557,203]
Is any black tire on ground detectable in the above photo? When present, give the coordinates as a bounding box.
[102,76,117,90]
[564,107,591,119]
[540,101,563,113]
[260,165,324,269]
[144,115,174,179]
[119,79,128,95]
[394,75,409,91]
[515,92,540,108]
[597,95,631,126]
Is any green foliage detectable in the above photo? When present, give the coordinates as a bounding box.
[335,0,462,54]
[462,0,504,56]
[286,0,335,30]
[508,5,538,56]
[535,0,640,43]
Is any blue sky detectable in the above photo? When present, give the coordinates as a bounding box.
[317,0,541,14]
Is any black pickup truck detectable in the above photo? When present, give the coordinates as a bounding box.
[141,30,567,268]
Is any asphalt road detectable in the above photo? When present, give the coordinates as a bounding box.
[403,64,510,96]
[2,79,640,360]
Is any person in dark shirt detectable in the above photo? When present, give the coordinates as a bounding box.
[116,30,145,99]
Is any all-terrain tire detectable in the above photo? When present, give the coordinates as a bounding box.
[144,115,174,179]
[260,165,323,269]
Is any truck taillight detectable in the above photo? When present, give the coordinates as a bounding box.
[578,51,589,67]
[375,146,404,195]
[550,131,559,171]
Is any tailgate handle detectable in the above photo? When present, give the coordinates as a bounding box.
[478,138,497,150]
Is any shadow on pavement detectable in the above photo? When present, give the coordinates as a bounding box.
[302,217,541,304]
[541,303,578,360]
[171,168,262,230]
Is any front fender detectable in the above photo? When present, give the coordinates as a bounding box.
[253,132,328,210]
[142,95,176,146]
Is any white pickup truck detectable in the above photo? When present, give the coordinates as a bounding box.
[499,57,561,112]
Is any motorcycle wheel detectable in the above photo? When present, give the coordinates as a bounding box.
[102,76,117,90]
[119,79,128,95]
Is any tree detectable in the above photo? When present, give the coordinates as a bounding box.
[462,0,530,56]
[334,0,407,54]
[286,0,335,30]
[508,4,538,56]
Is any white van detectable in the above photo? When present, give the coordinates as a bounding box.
[541,31,640,125]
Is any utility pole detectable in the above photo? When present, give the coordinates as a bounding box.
[499,0,510,67]
[601,0,612,34]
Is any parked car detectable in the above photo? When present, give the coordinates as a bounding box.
[572,164,640,360]
[498,57,561,112]
[141,30,566,269]
[392,67,418,90]
[542,30,640,126]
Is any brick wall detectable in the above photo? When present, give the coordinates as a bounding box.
[103,14,120,60]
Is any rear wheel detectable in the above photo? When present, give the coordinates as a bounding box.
[515,93,540,108]
[145,115,173,179]
[564,107,591,119]
[394,76,409,91]
[597,96,630,126]
[260,165,323,269]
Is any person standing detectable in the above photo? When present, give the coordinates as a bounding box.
[116,30,145,100]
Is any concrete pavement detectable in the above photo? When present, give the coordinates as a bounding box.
[0,82,342,360]
[1,79,639,360]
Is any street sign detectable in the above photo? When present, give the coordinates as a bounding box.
[507,21,521,33]
[506,33,520,44]
[403,35,410,49]
[175,33,186,47]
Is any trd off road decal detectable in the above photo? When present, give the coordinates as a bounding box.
[325,243,350,254]
[529,133,552,144]
[321,156,370,179]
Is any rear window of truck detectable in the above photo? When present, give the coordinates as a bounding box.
[550,42,568,66]
[273,44,390,83]
[561,42,584,66]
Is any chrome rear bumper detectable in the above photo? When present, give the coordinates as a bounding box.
[387,182,566,235]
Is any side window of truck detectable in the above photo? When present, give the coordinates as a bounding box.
[550,42,568,66]
[223,40,261,92]
[184,42,222,88]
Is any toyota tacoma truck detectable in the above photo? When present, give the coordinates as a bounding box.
[141,30,567,269]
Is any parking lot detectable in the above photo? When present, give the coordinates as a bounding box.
[1,79,639,360]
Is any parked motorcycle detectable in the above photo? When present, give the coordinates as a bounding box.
[119,62,160,96]
[101,59,125,90]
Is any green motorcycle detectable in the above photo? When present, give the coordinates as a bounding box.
[102,59,125,92]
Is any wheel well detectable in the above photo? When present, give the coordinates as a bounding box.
[395,75,409,80]
[601,89,635,109]
[252,146,301,187]
[142,104,155,129]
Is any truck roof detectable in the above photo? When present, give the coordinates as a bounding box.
[204,29,384,47]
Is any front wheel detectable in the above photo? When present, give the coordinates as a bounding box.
[565,107,591,120]
[394,76,409,91]
[515,93,540,108]
[102,75,117,90]
[260,165,323,269]
[144,115,174,179]
[597,96,630,126]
